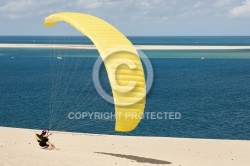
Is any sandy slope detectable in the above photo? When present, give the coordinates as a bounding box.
[0,127,249,166]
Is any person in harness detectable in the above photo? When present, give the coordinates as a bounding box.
[36,130,56,150]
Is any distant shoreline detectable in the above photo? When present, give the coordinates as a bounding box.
[1,43,250,50]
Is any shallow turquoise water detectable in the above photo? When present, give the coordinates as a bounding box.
[1,36,250,46]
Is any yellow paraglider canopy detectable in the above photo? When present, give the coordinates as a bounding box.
[44,12,146,132]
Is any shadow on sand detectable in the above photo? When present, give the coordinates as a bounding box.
[95,152,172,164]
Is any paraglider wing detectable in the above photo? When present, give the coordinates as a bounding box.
[44,12,146,132]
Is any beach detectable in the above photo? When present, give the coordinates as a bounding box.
[1,1,250,165]
[0,127,249,166]
[1,43,250,50]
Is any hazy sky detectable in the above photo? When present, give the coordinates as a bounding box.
[0,0,250,36]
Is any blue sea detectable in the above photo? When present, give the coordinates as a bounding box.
[1,36,250,140]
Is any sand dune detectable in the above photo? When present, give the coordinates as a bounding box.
[0,127,249,166]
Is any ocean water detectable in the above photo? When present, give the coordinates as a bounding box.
[1,36,250,46]
[0,36,250,140]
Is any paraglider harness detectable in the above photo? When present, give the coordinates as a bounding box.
[35,130,50,148]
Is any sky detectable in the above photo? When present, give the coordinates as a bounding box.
[0,0,250,36]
